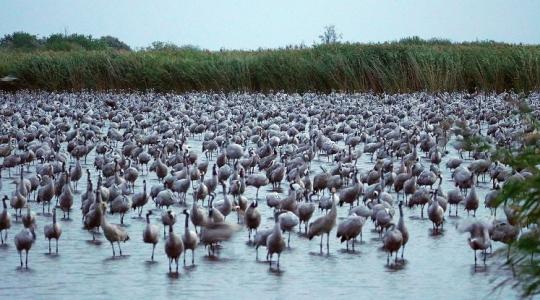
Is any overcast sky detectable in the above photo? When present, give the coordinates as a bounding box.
[1,0,539,50]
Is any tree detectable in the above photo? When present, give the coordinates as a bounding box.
[318,25,342,45]
[0,32,40,50]
[99,36,131,51]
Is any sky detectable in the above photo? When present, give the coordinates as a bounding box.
[1,0,539,50]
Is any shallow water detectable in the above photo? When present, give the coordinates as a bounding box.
[0,128,518,300]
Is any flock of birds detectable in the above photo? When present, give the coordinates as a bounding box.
[0,90,539,275]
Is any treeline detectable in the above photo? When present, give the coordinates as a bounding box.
[0,32,131,51]
[0,31,539,93]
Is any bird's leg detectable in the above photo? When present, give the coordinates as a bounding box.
[56,239,59,254]
[152,244,156,261]
[474,250,477,267]
[19,251,23,267]
[320,235,323,253]
[169,258,172,273]
[401,244,405,259]
[192,249,195,265]
[48,239,51,254]
[111,242,116,257]
[326,233,330,254]
[183,252,186,266]
[288,232,291,247]
[118,242,123,256]
[277,253,280,268]
[25,250,28,269]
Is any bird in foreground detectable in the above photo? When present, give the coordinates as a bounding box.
[164,223,184,274]
[142,210,160,261]
[44,208,62,254]
[101,203,130,257]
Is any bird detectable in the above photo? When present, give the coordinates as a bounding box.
[131,179,149,217]
[491,220,519,260]
[142,210,160,261]
[297,201,315,234]
[58,171,74,219]
[109,195,131,225]
[244,201,261,241]
[428,192,444,233]
[181,209,199,265]
[458,219,492,266]
[0,195,11,244]
[308,188,338,253]
[464,185,479,217]
[164,223,184,273]
[382,223,403,265]
[397,201,409,259]
[336,214,366,251]
[44,208,62,254]
[161,209,177,237]
[266,218,286,269]
[100,203,130,257]
[21,206,36,230]
[253,228,273,260]
[14,225,36,268]
[213,181,232,219]
[84,188,104,241]
[278,210,299,247]
[199,213,236,256]
[190,194,207,234]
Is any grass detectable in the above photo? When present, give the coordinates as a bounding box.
[1,41,539,93]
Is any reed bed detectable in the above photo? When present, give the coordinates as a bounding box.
[1,42,539,93]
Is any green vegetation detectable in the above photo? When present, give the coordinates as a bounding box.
[491,99,540,299]
[0,32,131,52]
[0,31,539,93]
